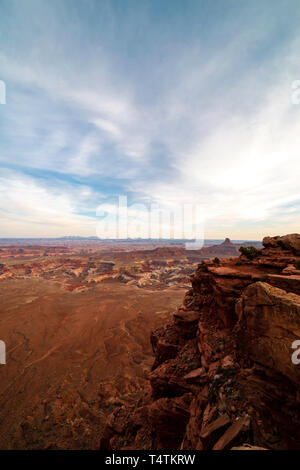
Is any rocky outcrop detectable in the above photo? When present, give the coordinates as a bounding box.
[99,234,300,450]
[236,282,300,384]
[197,237,241,259]
[263,233,300,255]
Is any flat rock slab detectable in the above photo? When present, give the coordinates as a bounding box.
[207,267,252,279]
[184,367,206,383]
[231,444,268,450]
[266,274,300,295]
[213,416,250,450]
[200,414,231,448]
[173,310,201,323]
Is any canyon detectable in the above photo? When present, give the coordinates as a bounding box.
[0,237,249,449]
[2,234,298,450]
[99,234,300,450]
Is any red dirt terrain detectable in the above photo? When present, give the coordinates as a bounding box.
[99,234,300,450]
[0,243,189,449]
[0,237,265,449]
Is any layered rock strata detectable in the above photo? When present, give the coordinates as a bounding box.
[99,234,300,450]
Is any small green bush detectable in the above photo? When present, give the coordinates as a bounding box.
[213,257,220,265]
[239,246,260,260]
[295,260,300,270]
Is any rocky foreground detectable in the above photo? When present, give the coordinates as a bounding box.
[99,234,300,450]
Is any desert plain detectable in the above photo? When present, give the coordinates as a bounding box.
[0,238,247,449]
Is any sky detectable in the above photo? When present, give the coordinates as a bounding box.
[0,0,300,240]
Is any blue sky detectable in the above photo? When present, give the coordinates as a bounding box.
[0,0,300,239]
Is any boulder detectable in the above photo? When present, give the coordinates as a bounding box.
[200,414,231,448]
[212,416,250,450]
[282,264,298,275]
[266,274,300,295]
[263,234,300,255]
[148,394,192,449]
[173,310,201,324]
[236,281,300,385]
[184,367,206,383]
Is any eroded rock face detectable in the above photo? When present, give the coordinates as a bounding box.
[263,233,300,255]
[99,234,300,450]
[236,282,300,384]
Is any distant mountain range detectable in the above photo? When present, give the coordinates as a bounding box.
[0,236,261,247]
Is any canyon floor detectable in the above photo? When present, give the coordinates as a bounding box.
[0,238,258,449]
[0,277,186,449]
[0,239,231,449]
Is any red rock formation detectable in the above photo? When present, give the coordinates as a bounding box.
[196,237,241,259]
[99,234,300,450]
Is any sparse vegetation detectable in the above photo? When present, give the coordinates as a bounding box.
[213,257,220,265]
[295,260,300,270]
[239,246,260,260]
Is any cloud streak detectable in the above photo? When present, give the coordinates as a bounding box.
[0,0,300,238]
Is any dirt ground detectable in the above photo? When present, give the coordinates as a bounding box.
[0,277,185,449]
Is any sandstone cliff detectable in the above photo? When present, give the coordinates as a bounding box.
[99,234,300,450]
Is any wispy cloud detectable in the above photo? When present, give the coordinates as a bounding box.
[0,0,300,238]
[0,169,102,237]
